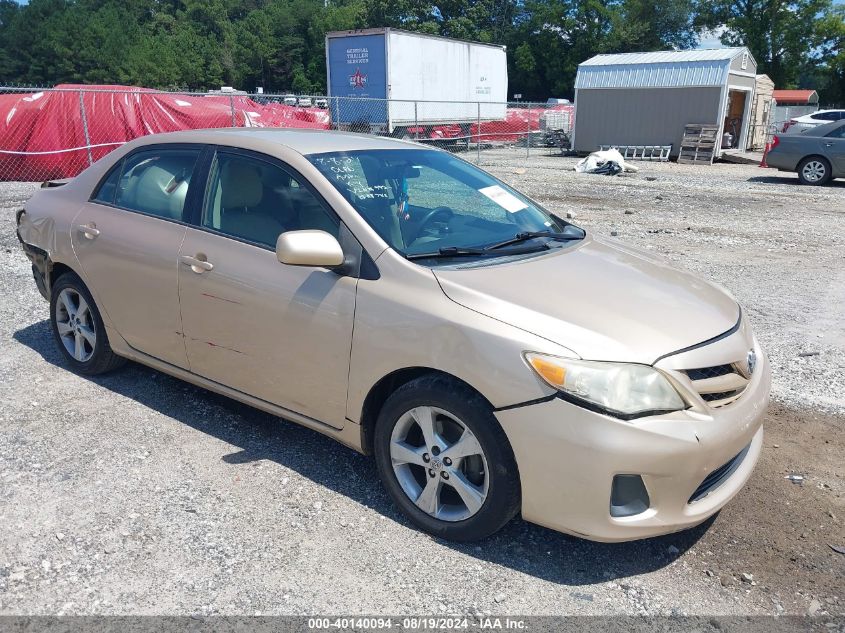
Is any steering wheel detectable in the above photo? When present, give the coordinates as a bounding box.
[410,206,454,242]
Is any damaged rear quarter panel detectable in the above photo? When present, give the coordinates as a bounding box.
[16,184,87,299]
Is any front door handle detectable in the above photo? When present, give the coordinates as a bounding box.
[824,142,833,147]
[180,254,214,273]
[77,223,100,239]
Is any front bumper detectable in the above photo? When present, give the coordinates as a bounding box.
[496,346,770,542]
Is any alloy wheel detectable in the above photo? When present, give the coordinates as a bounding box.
[389,406,489,521]
[802,160,826,182]
[55,288,96,362]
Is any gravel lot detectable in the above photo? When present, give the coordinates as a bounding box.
[1,152,843,617]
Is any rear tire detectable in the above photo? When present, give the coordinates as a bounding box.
[50,272,126,375]
[374,375,521,541]
[797,156,831,185]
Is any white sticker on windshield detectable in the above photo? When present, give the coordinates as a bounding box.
[478,185,528,213]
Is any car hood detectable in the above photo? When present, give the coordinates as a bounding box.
[432,235,740,364]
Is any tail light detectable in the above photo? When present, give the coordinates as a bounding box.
[770,135,780,150]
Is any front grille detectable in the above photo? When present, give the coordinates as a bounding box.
[685,363,749,408]
[701,389,743,402]
[688,443,751,503]
[686,364,733,381]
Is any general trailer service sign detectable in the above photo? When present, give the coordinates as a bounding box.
[328,34,388,125]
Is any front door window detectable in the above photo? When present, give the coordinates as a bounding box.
[203,153,339,248]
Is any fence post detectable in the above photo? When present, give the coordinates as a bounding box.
[336,96,341,131]
[78,90,94,167]
[526,103,531,159]
[414,101,418,140]
[229,95,236,127]
[476,102,481,164]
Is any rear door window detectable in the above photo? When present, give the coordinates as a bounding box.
[91,164,121,205]
[111,149,201,221]
[825,125,845,139]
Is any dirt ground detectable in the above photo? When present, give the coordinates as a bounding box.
[0,151,843,617]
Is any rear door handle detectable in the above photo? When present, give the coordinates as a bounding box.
[180,254,214,273]
[77,223,100,239]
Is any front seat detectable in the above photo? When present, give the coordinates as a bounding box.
[219,161,284,246]
[128,158,191,220]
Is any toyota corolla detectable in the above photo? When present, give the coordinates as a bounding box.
[16,129,770,542]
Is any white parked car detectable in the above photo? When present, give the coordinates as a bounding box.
[783,109,845,133]
[297,97,313,108]
[282,95,297,106]
[315,98,328,109]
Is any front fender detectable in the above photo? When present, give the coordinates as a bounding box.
[346,252,575,423]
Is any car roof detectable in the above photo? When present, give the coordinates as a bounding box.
[800,109,845,118]
[132,128,420,155]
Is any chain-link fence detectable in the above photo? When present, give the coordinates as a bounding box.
[771,105,817,130]
[0,85,574,183]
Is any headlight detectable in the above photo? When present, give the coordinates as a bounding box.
[525,352,687,419]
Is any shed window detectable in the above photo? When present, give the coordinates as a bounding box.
[741,52,748,70]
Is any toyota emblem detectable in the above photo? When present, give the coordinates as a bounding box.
[746,349,757,376]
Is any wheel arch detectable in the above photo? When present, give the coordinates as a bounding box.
[358,367,494,455]
[49,260,80,291]
[800,153,831,165]
[20,243,84,302]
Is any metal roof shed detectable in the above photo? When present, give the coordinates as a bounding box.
[572,48,758,158]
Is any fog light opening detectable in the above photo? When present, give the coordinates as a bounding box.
[610,474,650,518]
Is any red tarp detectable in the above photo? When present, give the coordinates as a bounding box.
[415,105,574,143]
[0,84,330,182]
[0,84,571,181]
[474,105,574,142]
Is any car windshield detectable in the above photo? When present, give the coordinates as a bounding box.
[307,149,582,259]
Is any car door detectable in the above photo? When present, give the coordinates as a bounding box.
[177,148,357,428]
[822,124,845,174]
[72,145,205,369]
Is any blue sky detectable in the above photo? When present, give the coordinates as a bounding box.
[697,29,728,50]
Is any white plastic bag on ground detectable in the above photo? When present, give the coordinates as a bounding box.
[574,148,639,174]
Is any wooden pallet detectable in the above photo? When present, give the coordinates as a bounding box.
[677,124,719,165]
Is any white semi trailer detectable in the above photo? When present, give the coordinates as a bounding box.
[325,28,507,140]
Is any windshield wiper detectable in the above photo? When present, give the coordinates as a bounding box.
[405,243,547,261]
[484,230,583,250]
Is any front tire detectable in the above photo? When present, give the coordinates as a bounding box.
[374,375,521,541]
[50,272,125,375]
[797,156,831,185]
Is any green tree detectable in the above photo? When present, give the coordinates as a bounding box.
[696,0,842,89]
[614,0,699,51]
[507,0,621,99]
[811,4,845,105]
[0,0,838,101]
[0,0,20,80]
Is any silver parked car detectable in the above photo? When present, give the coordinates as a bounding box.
[766,120,845,185]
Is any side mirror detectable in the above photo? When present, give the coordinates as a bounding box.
[276,230,345,268]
